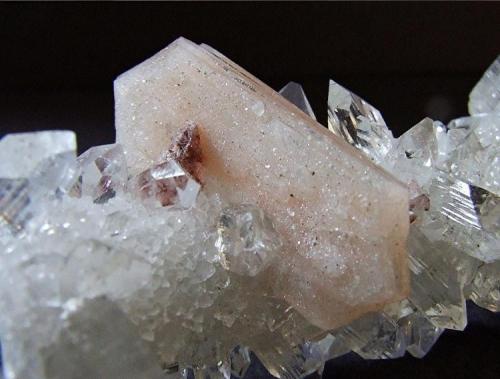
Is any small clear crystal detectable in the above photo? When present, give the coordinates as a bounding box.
[279,82,316,120]
[75,144,128,203]
[135,160,200,208]
[215,204,282,276]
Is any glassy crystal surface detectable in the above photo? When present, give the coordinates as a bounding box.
[115,37,410,331]
[134,160,201,208]
[279,82,316,120]
[327,79,395,164]
[468,55,500,115]
[75,144,128,203]
[215,204,282,276]
[400,311,443,358]
[389,118,448,193]
[468,260,500,312]
[445,114,500,194]
[420,175,499,263]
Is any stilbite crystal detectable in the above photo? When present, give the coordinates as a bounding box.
[114,37,410,330]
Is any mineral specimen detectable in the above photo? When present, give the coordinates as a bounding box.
[0,38,498,379]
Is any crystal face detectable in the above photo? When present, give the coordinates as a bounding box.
[0,39,499,379]
[114,37,410,331]
[468,55,500,115]
[279,82,317,120]
[327,80,395,164]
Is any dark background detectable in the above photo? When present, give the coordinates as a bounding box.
[1,2,500,379]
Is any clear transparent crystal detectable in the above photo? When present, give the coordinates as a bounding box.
[327,79,395,164]
[134,160,201,208]
[75,144,128,203]
[445,114,500,194]
[279,82,316,120]
[215,204,282,276]
[468,260,500,312]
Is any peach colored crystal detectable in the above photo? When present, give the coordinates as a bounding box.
[114,37,409,330]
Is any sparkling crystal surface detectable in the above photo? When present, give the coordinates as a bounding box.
[114,37,410,331]
[468,55,500,115]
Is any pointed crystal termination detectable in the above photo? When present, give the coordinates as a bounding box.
[279,82,317,120]
[115,37,410,331]
[390,118,448,194]
[327,79,395,164]
[75,144,128,203]
[468,55,500,115]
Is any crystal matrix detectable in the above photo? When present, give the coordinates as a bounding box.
[0,38,499,379]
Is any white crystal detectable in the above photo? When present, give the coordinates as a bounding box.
[0,131,76,179]
[468,55,500,115]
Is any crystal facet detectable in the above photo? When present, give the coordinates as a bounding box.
[279,82,317,120]
[468,55,500,115]
[327,79,395,164]
[1,38,499,379]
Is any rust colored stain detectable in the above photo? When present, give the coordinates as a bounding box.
[165,122,203,184]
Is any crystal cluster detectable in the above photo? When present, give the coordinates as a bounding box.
[0,38,498,379]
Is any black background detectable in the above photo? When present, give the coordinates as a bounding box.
[1,2,500,379]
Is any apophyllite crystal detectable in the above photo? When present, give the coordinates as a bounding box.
[0,38,498,379]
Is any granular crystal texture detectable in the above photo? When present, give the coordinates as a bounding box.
[114,37,410,331]
[279,82,317,120]
[327,80,395,164]
[468,55,500,115]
